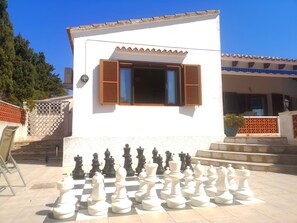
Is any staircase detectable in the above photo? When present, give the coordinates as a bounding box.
[12,139,63,163]
[192,137,297,174]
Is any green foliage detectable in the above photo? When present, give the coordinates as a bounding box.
[0,0,66,106]
[0,0,15,101]
[224,113,245,127]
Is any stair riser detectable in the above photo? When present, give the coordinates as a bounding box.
[224,137,288,145]
[210,143,297,154]
[197,151,297,165]
[192,158,297,175]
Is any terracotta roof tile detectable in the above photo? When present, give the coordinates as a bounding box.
[115,46,188,55]
[67,10,219,32]
[222,53,297,63]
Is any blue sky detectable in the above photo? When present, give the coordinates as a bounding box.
[7,0,297,82]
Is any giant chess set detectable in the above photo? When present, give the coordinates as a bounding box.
[45,144,261,222]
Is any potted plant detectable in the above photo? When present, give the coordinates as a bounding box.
[224,113,245,137]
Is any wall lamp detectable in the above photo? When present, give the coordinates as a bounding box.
[80,74,89,83]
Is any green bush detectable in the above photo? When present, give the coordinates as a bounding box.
[224,114,245,127]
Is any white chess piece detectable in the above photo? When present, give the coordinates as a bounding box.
[87,172,109,216]
[52,174,77,219]
[205,165,218,198]
[214,166,233,205]
[227,164,237,194]
[181,166,195,199]
[190,162,210,207]
[235,166,254,201]
[166,154,186,209]
[160,167,172,200]
[111,167,132,213]
[135,169,147,202]
[142,162,162,211]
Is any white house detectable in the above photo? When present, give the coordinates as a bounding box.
[64,10,224,167]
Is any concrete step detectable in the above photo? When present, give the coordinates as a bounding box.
[210,142,297,154]
[224,136,288,145]
[192,157,297,175]
[197,150,297,165]
[12,139,63,163]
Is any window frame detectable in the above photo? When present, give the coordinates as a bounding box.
[99,59,202,107]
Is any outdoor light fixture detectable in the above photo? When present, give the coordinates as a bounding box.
[283,99,289,112]
[80,74,89,83]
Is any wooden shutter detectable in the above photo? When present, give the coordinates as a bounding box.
[99,59,119,104]
[183,64,202,105]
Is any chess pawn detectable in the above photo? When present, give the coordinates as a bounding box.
[136,147,145,175]
[89,153,101,178]
[205,165,218,198]
[135,169,147,202]
[166,154,186,209]
[142,162,162,211]
[53,174,77,219]
[179,152,186,172]
[190,162,210,207]
[181,166,195,199]
[234,167,254,201]
[152,147,158,163]
[111,167,132,213]
[185,153,193,171]
[164,151,173,170]
[227,164,237,194]
[156,154,164,175]
[87,172,109,216]
[102,149,110,174]
[214,166,233,205]
[160,167,172,200]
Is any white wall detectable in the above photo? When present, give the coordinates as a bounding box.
[0,122,27,141]
[63,14,224,167]
[223,75,297,97]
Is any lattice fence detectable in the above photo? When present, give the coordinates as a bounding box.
[27,102,67,138]
[238,117,279,134]
[293,115,297,138]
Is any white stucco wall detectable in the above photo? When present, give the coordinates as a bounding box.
[222,75,297,97]
[63,14,224,167]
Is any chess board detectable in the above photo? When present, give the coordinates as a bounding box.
[44,175,263,222]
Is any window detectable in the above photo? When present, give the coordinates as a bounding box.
[99,59,202,106]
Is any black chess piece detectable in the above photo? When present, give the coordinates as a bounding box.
[156,154,164,175]
[126,157,135,176]
[185,153,193,171]
[89,153,101,178]
[164,150,173,170]
[122,144,135,176]
[102,149,110,174]
[152,147,158,163]
[179,152,186,172]
[105,156,116,178]
[72,155,85,179]
[135,146,146,175]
